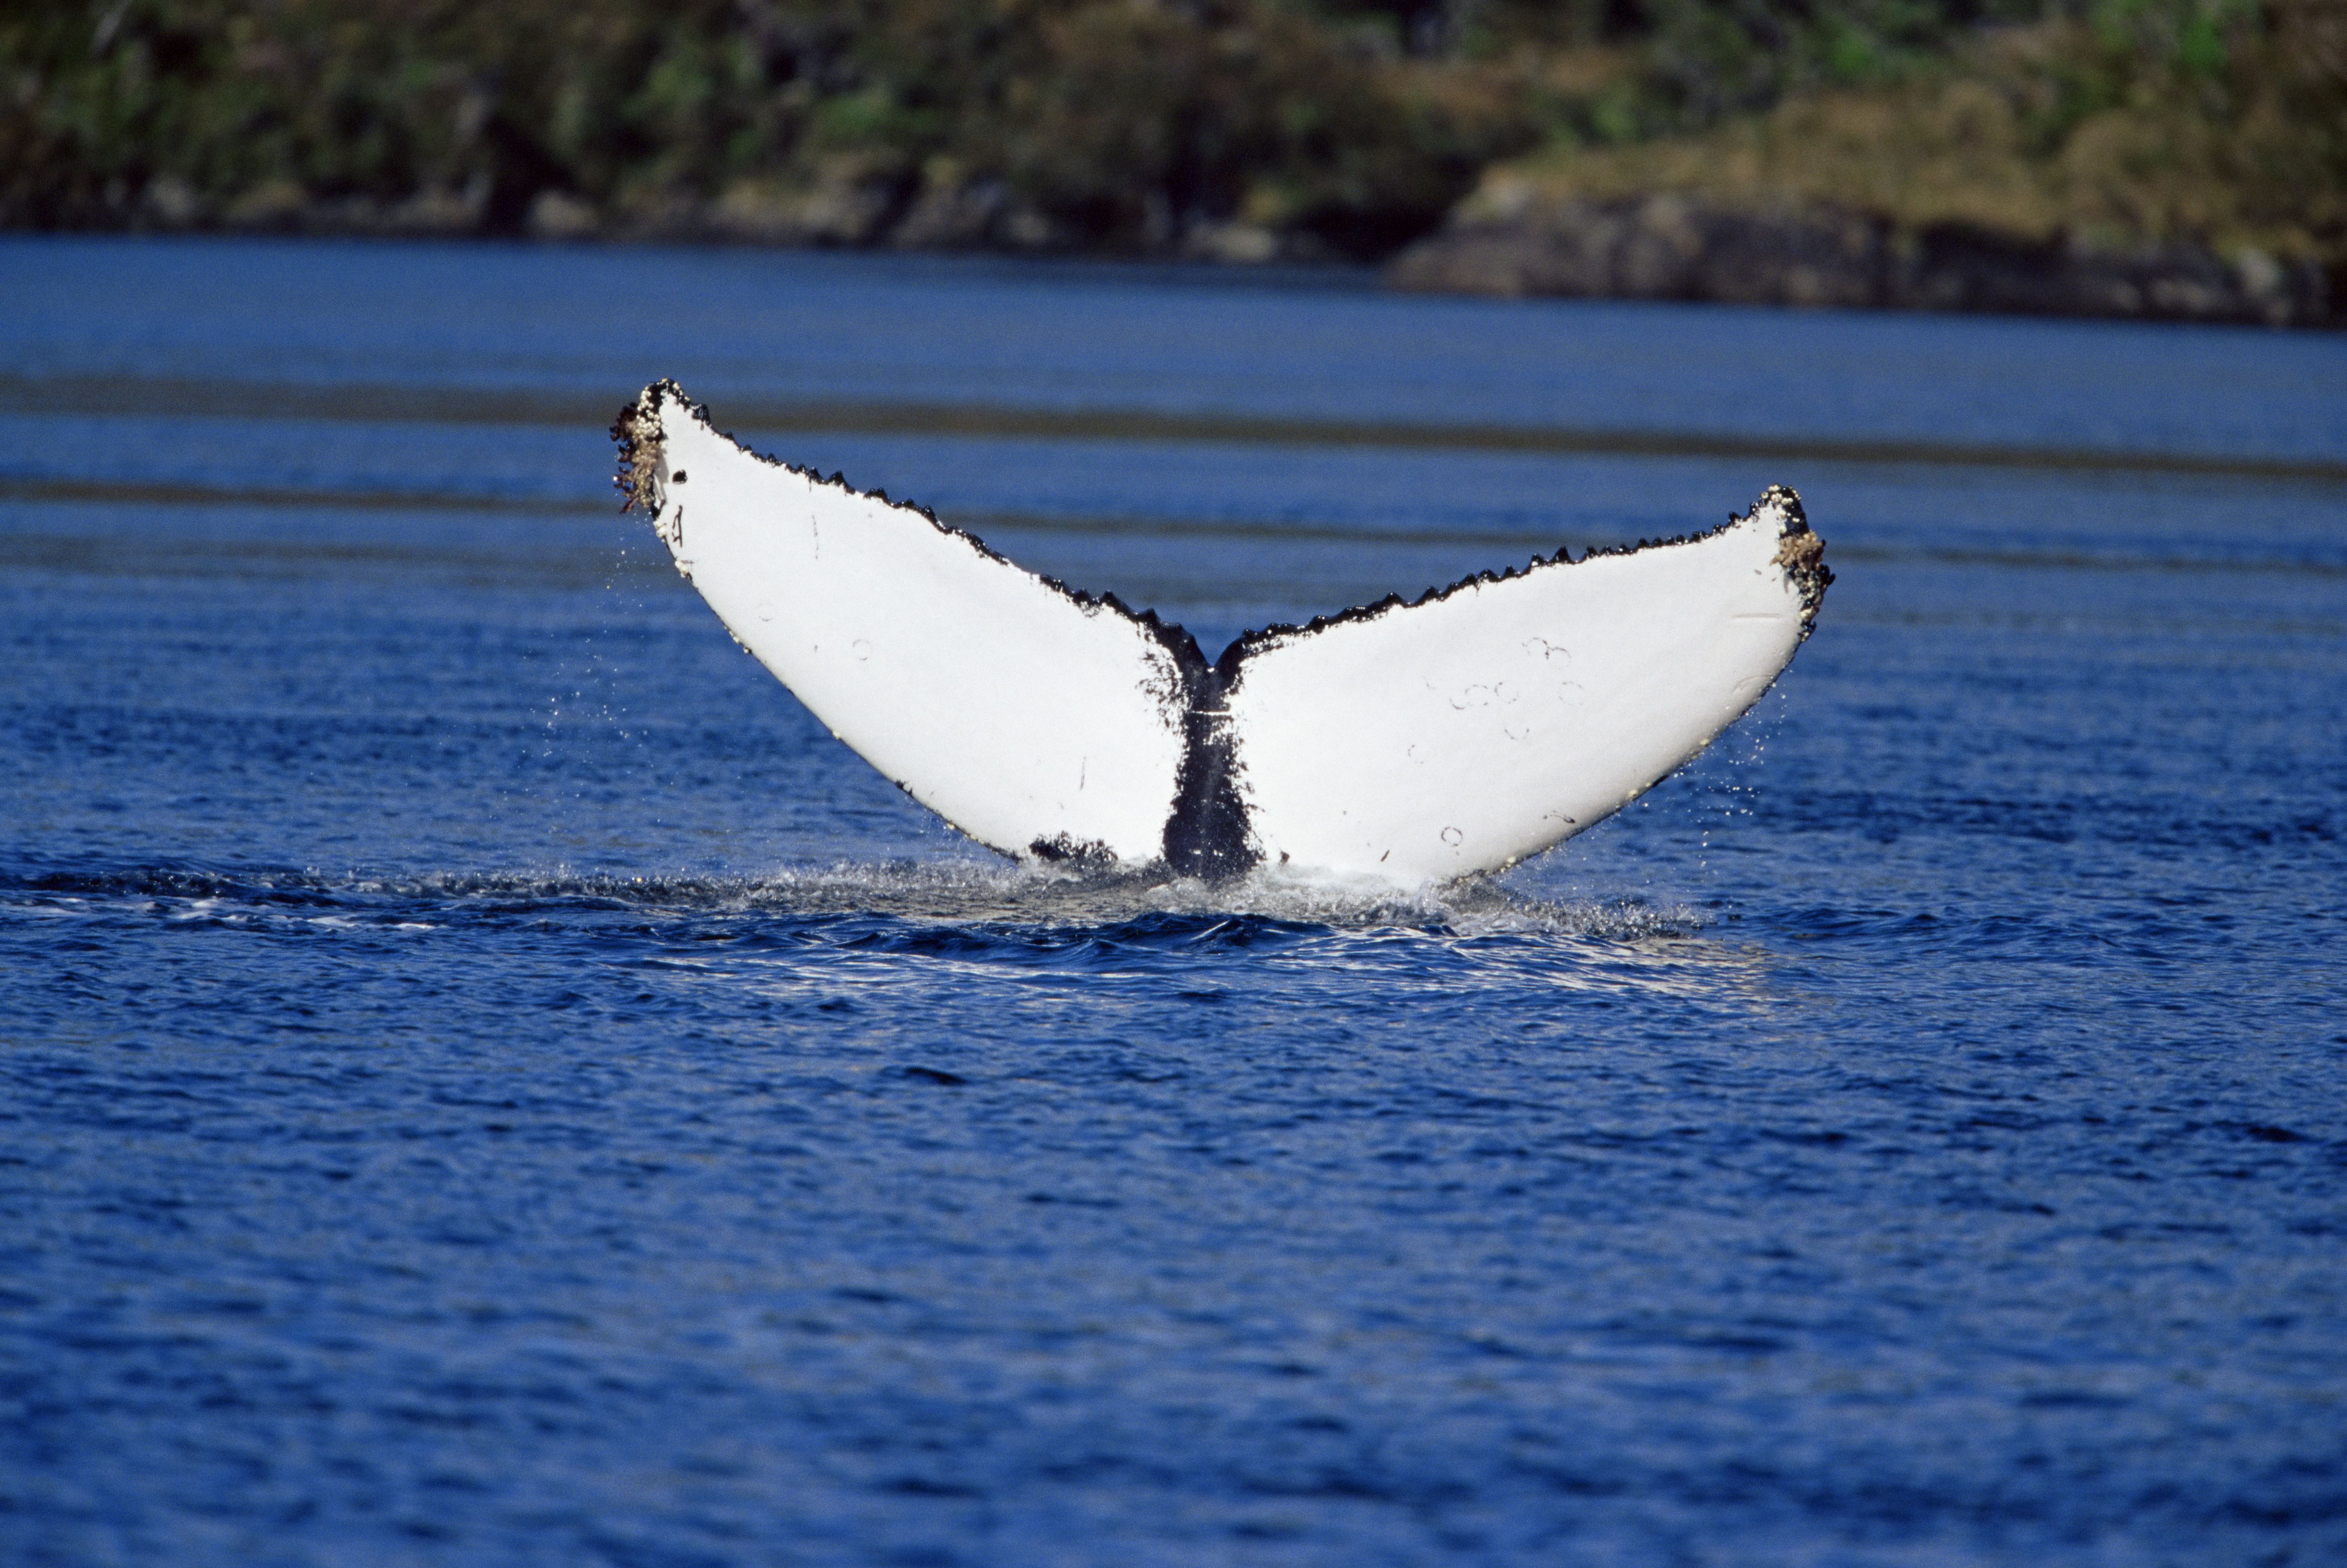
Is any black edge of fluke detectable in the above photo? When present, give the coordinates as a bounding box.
[613,384,1823,883]
[621,380,1200,636]
[1214,483,1827,680]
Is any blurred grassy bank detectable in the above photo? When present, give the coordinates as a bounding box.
[1394,0,2344,322]
[3,1,2339,319]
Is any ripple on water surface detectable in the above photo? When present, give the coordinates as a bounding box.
[6,851,2344,1562]
[5,238,2346,1566]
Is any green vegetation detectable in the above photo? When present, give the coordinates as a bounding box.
[1480,0,2347,273]
[1,0,2338,275]
[0,0,1532,255]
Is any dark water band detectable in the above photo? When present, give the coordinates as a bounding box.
[8,374,2342,486]
[12,480,2347,581]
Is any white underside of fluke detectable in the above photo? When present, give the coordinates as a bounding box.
[616,381,1829,888]
[1227,518,1809,883]
[636,390,1188,867]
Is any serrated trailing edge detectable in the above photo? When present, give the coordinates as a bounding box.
[614,380,1831,883]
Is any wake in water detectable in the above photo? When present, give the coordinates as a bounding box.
[726,858,1706,939]
[0,858,1703,943]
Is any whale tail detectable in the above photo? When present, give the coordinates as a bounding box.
[616,380,1829,886]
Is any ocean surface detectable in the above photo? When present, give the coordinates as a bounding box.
[3,236,2344,1567]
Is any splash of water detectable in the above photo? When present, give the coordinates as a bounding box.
[4,858,1703,942]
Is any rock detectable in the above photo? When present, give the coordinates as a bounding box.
[996,202,1072,252]
[1697,205,1883,307]
[527,191,600,241]
[142,176,203,228]
[710,159,911,245]
[222,178,309,231]
[1389,195,2333,326]
[1182,221,1283,264]
[891,177,1009,250]
[1388,196,1885,306]
[307,182,487,236]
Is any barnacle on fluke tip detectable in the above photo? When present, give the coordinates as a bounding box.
[1765,485,1834,624]
[615,381,1828,885]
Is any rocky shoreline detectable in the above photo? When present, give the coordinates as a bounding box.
[1385,192,2334,329]
[65,179,2339,330]
[111,171,1308,268]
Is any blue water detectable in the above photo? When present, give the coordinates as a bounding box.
[4,236,2346,1566]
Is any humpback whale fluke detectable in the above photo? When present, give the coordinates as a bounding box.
[615,380,1830,886]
